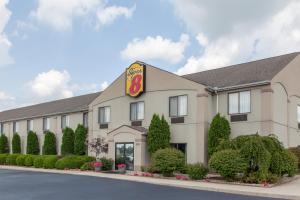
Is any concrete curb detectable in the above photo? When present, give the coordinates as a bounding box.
[0,166,299,200]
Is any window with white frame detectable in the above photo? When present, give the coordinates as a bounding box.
[13,121,19,133]
[43,117,50,131]
[0,123,3,134]
[228,91,251,114]
[169,95,188,117]
[130,102,144,121]
[61,115,69,129]
[297,106,300,129]
[83,112,88,128]
[27,119,34,132]
[99,107,110,124]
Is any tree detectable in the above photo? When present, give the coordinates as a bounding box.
[208,113,231,157]
[12,133,21,154]
[0,134,9,153]
[43,131,57,155]
[88,137,108,159]
[61,127,74,155]
[74,124,88,155]
[147,114,171,155]
[27,131,40,155]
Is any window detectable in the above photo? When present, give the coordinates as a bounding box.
[169,95,188,117]
[13,121,19,133]
[130,102,144,121]
[43,117,50,131]
[228,91,251,114]
[27,120,34,132]
[61,115,69,129]
[171,143,187,161]
[0,123,3,134]
[83,112,88,128]
[99,106,110,124]
[297,106,300,129]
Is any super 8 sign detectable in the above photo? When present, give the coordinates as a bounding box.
[126,63,145,97]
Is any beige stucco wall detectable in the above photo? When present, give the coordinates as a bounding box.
[89,65,208,166]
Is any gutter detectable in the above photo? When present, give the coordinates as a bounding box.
[207,80,271,93]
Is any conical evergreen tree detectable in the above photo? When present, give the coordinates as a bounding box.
[27,131,40,155]
[61,127,74,155]
[147,114,162,155]
[12,133,21,153]
[43,131,57,155]
[0,134,9,153]
[160,115,171,149]
[74,124,87,155]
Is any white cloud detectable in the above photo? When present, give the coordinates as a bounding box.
[0,0,13,66]
[96,5,135,28]
[12,20,38,39]
[121,34,189,64]
[100,81,108,91]
[0,91,14,101]
[29,69,74,98]
[175,1,300,75]
[31,0,135,31]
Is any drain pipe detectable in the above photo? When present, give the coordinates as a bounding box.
[213,87,219,113]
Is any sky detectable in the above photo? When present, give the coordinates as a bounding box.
[1,0,300,111]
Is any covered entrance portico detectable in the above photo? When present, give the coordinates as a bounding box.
[107,125,149,171]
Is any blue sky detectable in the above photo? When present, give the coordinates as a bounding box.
[0,0,300,111]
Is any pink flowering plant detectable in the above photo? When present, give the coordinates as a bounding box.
[93,162,103,168]
[117,164,126,169]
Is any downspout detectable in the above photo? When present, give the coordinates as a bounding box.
[213,87,219,114]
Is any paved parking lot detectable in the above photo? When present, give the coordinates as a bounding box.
[0,169,284,200]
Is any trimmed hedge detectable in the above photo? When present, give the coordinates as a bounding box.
[6,154,21,165]
[12,133,21,154]
[151,148,185,177]
[43,155,59,169]
[74,124,87,155]
[27,131,40,155]
[55,156,95,170]
[209,149,247,181]
[43,131,57,155]
[289,147,300,169]
[61,127,75,155]
[0,134,9,154]
[0,154,8,164]
[80,162,94,171]
[24,155,36,167]
[16,155,28,166]
[187,163,208,180]
[33,156,45,168]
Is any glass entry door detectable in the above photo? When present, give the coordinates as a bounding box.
[115,143,134,170]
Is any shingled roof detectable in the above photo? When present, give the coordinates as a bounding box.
[0,92,101,122]
[182,52,299,88]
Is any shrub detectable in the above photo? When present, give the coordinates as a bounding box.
[281,150,298,177]
[43,131,57,155]
[187,163,208,180]
[239,135,271,179]
[6,154,21,165]
[80,162,94,171]
[289,147,300,169]
[27,131,40,155]
[209,150,247,181]
[43,155,59,169]
[24,155,36,167]
[270,152,284,176]
[12,133,21,154]
[16,155,28,166]
[55,156,95,170]
[99,157,113,171]
[216,139,237,151]
[151,148,185,177]
[0,154,8,164]
[208,114,231,157]
[147,114,170,155]
[61,127,75,155]
[33,156,45,168]
[74,124,87,155]
[0,134,9,154]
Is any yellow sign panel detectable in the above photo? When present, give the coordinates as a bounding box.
[126,63,145,97]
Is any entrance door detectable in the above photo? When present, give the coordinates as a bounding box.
[115,143,134,170]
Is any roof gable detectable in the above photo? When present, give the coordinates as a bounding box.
[182,52,299,88]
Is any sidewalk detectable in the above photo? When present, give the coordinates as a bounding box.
[0,165,299,200]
